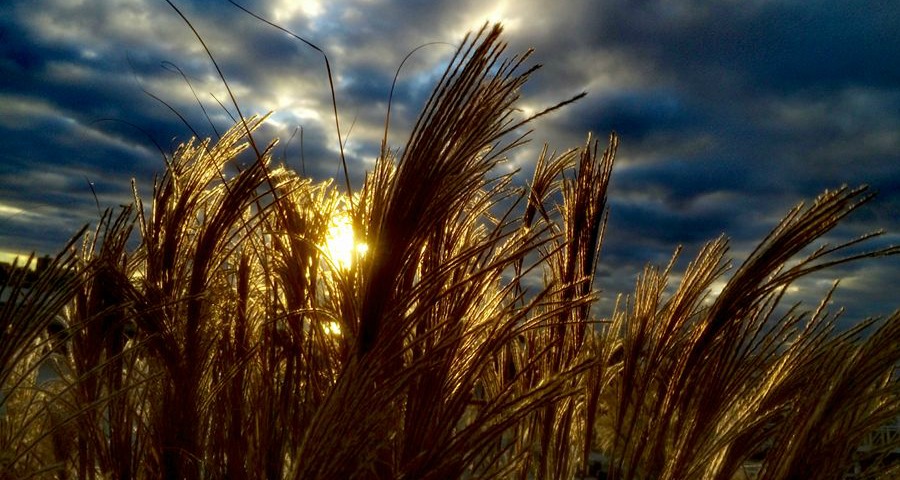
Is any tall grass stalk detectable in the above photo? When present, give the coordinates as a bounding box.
[1,23,898,480]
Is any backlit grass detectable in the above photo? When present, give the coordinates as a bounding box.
[1,23,899,480]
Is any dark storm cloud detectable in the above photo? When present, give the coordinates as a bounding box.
[511,0,900,321]
[578,0,900,93]
[562,89,704,144]
[1,0,897,320]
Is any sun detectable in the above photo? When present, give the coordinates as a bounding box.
[324,321,342,336]
[323,213,368,270]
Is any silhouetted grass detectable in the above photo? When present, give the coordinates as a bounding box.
[1,23,899,480]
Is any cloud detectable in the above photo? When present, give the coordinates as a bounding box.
[0,0,897,321]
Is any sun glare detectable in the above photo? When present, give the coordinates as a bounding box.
[323,214,368,269]
[324,321,342,336]
[453,0,520,37]
[272,0,324,22]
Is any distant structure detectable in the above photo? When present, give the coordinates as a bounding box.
[0,255,54,306]
[851,418,900,478]
[736,418,900,479]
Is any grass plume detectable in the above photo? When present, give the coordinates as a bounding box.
[1,22,899,480]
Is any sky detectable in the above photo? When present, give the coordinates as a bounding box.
[1,0,898,323]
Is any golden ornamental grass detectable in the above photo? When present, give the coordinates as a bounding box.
[1,22,899,480]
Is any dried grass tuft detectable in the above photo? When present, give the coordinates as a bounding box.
[1,22,898,480]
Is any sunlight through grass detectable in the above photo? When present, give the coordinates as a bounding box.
[323,210,367,269]
[1,21,898,480]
